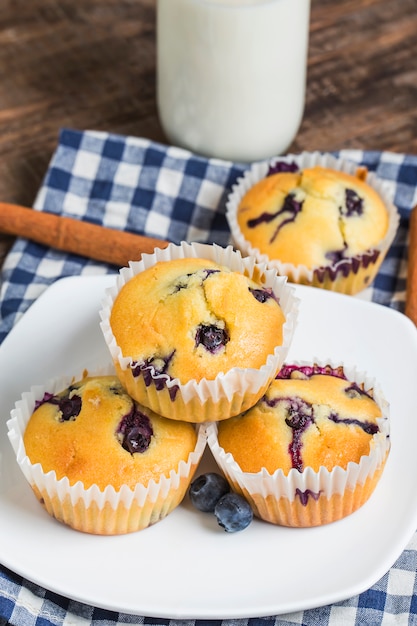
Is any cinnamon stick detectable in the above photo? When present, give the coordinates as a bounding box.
[0,202,169,267]
[405,205,417,325]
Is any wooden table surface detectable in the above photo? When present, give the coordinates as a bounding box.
[0,0,416,268]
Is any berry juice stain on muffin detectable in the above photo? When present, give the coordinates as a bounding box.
[236,163,389,271]
[109,257,286,384]
[247,192,304,243]
[217,364,383,475]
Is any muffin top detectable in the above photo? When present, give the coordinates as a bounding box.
[217,364,383,475]
[236,165,389,268]
[109,257,286,383]
[23,375,197,490]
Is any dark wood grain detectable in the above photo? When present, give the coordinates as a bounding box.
[0,0,416,266]
[296,0,417,154]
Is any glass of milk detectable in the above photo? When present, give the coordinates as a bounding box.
[156,0,311,163]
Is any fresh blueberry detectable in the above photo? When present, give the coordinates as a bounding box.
[214,492,253,532]
[189,472,230,512]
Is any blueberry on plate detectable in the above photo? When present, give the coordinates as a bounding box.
[189,472,230,512]
[214,492,253,532]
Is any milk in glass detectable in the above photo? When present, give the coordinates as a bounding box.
[157,0,311,162]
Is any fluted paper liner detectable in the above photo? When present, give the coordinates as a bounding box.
[226,151,400,295]
[7,366,207,535]
[206,359,391,527]
[99,242,299,423]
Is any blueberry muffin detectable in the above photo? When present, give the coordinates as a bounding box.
[9,372,206,535]
[226,153,399,295]
[207,362,390,527]
[100,242,298,423]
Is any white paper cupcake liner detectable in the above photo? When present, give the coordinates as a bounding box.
[7,365,207,535]
[226,151,400,295]
[206,358,390,527]
[99,241,299,422]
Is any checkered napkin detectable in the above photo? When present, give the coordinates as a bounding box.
[1,128,417,626]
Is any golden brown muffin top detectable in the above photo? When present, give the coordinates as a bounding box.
[24,376,197,490]
[236,166,389,268]
[110,257,286,383]
[217,367,382,475]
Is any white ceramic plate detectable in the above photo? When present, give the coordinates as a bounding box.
[1,275,417,619]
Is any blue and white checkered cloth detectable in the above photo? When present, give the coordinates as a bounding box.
[1,128,417,626]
